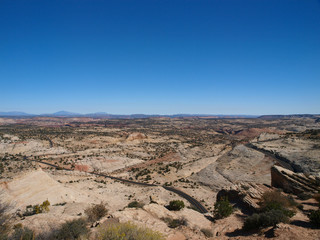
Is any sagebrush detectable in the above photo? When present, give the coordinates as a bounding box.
[96,222,164,240]
[85,203,108,222]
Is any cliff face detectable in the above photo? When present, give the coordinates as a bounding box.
[271,165,320,195]
[216,182,271,212]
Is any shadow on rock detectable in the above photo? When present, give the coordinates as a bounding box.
[225,228,256,237]
[290,220,318,229]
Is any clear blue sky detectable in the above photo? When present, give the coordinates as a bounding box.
[1,0,319,115]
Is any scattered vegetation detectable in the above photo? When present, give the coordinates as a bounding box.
[260,190,297,213]
[55,218,89,240]
[213,197,233,219]
[22,200,50,217]
[242,190,297,231]
[167,200,185,211]
[127,201,144,209]
[96,222,164,240]
[84,203,108,222]
[162,217,187,228]
[10,225,35,240]
[243,209,291,231]
[52,202,67,206]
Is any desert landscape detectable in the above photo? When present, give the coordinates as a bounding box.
[2,0,319,239]
[0,115,319,239]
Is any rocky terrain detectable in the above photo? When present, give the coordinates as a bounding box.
[0,116,319,239]
[251,131,320,176]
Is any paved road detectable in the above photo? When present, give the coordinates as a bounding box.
[31,159,208,214]
[163,186,208,213]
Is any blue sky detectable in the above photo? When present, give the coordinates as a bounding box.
[1,0,319,115]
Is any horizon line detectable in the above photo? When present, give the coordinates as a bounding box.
[0,111,319,117]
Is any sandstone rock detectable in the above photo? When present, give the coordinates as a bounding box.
[175,208,212,230]
[0,169,96,211]
[143,203,177,220]
[216,182,270,212]
[195,145,273,191]
[112,208,171,235]
[167,231,186,240]
[126,133,147,141]
[271,165,320,195]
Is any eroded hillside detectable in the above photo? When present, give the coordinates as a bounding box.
[0,116,319,239]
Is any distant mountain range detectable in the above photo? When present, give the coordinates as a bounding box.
[258,114,320,119]
[0,111,259,118]
[0,111,34,116]
[0,111,318,119]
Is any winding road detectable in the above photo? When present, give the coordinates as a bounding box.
[28,139,294,215]
[31,159,209,214]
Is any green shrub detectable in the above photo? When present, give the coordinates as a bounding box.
[201,228,213,238]
[260,201,295,218]
[85,203,108,222]
[242,190,297,231]
[55,218,89,240]
[308,209,320,227]
[243,209,290,231]
[167,200,185,211]
[97,222,164,240]
[162,217,187,228]
[214,198,233,219]
[127,201,144,209]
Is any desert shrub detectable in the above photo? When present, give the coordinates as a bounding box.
[162,217,187,228]
[243,209,290,231]
[201,228,213,238]
[53,202,67,206]
[55,218,88,240]
[167,200,185,211]
[10,227,35,240]
[260,190,297,210]
[40,200,50,212]
[260,191,298,217]
[84,203,108,222]
[308,209,320,227]
[23,200,50,216]
[97,222,164,240]
[214,198,233,219]
[127,201,144,209]
[260,201,295,218]
[242,191,297,231]
[259,190,296,218]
